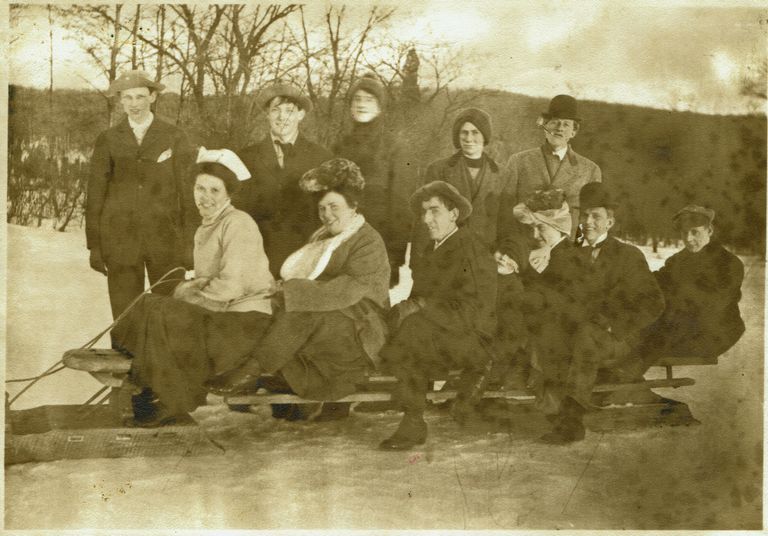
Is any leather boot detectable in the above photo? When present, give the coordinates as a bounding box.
[540,396,586,445]
[205,358,263,396]
[379,412,428,450]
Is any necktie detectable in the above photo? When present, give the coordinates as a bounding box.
[590,245,601,262]
[275,141,294,158]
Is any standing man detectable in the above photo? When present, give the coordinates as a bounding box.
[378,181,497,450]
[235,83,333,277]
[87,70,196,321]
[541,182,664,444]
[498,94,601,243]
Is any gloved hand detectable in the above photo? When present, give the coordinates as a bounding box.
[89,248,108,275]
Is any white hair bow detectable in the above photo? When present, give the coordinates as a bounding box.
[196,146,251,181]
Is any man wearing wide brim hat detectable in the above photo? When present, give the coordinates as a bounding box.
[637,203,745,368]
[87,69,197,322]
[498,94,602,255]
[377,180,497,450]
[234,82,332,277]
[536,181,664,445]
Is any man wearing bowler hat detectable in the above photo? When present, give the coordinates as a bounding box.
[87,70,196,321]
[234,83,332,276]
[378,181,497,450]
[539,182,664,444]
[498,94,602,248]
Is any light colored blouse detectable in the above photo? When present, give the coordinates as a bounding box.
[193,203,275,314]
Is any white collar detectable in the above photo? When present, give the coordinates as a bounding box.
[433,226,458,250]
[552,145,568,161]
[583,232,608,247]
[128,112,154,130]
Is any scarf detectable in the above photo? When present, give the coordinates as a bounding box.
[280,213,366,281]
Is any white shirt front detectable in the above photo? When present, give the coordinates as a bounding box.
[552,145,568,161]
[433,226,458,250]
[128,113,154,145]
[271,130,300,169]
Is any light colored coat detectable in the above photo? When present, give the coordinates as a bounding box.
[190,204,275,314]
[502,145,602,236]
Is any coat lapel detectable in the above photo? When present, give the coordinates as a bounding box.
[115,119,139,150]
[550,150,579,189]
[138,116,165,151]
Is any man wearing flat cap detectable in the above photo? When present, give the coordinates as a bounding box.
[378,181,497,450]
[539,182,664,444]
[637,205,745,368]
[498,94,602,248]
[87,70,196,321]
[234,83,332,276]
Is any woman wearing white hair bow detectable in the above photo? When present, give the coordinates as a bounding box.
[111,147,276,426]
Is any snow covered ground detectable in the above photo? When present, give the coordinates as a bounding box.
[5,224,764,530]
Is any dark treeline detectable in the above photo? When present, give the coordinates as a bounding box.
[7,84,766,254]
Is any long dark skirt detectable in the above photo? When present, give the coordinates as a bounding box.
[255,310,371,401]
[112,294,272,415]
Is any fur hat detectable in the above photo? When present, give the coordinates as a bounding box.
[108,70,165,97]
[409,180,473,222]
[452,108,492,148]
[300,158,365,193]
[259,83,313,112]
[513,189,571,236]
[350,72,387,107]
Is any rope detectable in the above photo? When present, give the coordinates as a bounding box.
[7,267,186,408]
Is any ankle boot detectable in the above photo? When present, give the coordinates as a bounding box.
[379,413,427,450]
[205,358,263,395]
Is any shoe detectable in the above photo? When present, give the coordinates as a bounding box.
[132,402,181,428]
[313,402,351,422]
[539,420,586,444]
[204,362,263,396]
[378,415,427,450]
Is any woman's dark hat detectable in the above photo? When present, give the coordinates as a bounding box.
[300,158,365,193]
[579,182,617,210]
[259,83,313,112]
[452,107,492,148]
[350,72,387,107]
[541,94,581,122]
[409,180,473,222]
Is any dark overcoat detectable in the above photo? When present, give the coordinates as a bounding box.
[642,241,745,358]
[334,118,416,269]
[235,134,333,275]
[410,226,498,339]
[579,236,665,348]
[86,116,197,266]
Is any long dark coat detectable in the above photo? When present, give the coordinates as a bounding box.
[641,241,745,358]
[86,116,197,266]
[414,151,507,255]
[500,145,601,238]
[334,118,416,271]
[235,135,333,276]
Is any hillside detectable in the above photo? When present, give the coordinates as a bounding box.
[8,85,766,252]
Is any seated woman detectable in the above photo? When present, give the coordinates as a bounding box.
[112,148,275,426]
[637,204,745,366]
[206,158,391,410]
[512,189,586,414]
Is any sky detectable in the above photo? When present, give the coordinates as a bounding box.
[9,0,768,115]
